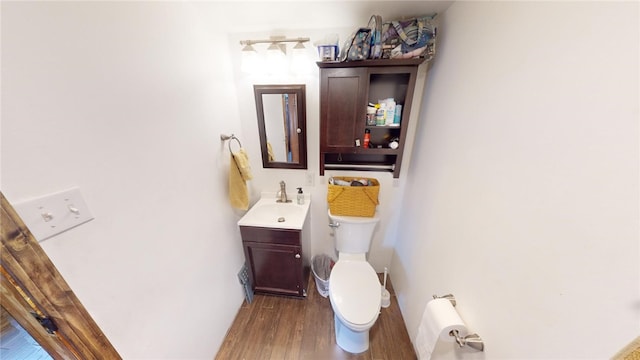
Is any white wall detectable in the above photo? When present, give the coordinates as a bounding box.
[1,2,246,358]
[391,1,639,359]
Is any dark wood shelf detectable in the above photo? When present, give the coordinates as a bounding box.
[316,58,426,68]
[366,125,402,129]
[354,148,399,154]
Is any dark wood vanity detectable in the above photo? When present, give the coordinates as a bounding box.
[239,226,309,297]
[238,196,310,298]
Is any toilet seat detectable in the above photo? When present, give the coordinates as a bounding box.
[329,256,381,332]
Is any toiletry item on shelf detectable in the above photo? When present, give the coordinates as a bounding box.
[376,98,397,126]
[375,104,385,126]
[316,34,339,61]
[366,106,377,126]
[389,137,399,149]
[394,104,402,124]
[297,187,305,205]
[385,99,396,125]
[363,129,371,148]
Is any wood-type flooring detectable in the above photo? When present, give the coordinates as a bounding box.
[216,273,416,360]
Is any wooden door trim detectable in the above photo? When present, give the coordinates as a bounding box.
[1,266,79,359]
[1,191,121,359]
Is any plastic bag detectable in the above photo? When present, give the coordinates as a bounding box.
[381,14,438,59]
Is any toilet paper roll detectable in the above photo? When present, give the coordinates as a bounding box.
[427,298,468,342]
[415,298,468,359]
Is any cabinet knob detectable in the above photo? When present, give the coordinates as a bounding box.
[295,254,301,259]
[296,128,302,134]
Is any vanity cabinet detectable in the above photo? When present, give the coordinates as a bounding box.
[239,226,308,297]
[318,58,426,178]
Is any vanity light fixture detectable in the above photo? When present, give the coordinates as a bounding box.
[293,41,306,51]
[266,41,287,55]
[239,36,310,49]
[239,36,310,75]
[241,43,256,52]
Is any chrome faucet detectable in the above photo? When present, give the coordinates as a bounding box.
[276,181,291,203]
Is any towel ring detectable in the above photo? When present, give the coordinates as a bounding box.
[220,134,242,153]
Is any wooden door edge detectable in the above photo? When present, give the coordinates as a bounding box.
[1,191,121,359]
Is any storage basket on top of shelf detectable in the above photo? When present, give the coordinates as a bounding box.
[327,177,379,217]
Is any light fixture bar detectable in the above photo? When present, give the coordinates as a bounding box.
[239,37,310,46]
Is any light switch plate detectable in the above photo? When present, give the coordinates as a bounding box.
[13,187,94,242]
[305,171,315,186]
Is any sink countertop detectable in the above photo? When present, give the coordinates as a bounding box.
[237,193,311,230]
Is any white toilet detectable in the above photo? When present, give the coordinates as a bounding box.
[328,210,381,354]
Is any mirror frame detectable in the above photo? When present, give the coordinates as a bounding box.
[254,84,307,169]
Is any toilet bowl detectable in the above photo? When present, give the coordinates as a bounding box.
[329,253,381,353]
[328,210,381,353]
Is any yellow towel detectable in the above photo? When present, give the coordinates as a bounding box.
[233,148,253,181]
[613,336,640,360]
[266,142,275,162]
[229,149,252,210]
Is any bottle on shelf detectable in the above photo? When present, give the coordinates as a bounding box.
[375,104,385,126]
[366,106,377,126]
[389,137,399,149]
[363,129,371,148]
[394,104,402,124]
[385,99,396,126]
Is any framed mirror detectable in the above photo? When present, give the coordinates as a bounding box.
[254,84,307,169]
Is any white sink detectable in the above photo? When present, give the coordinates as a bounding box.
[238,195,311,230]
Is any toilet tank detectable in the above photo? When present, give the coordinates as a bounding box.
[328,210,380,254]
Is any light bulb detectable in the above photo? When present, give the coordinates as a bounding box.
[266,42,287,75]
[291,41,311,75]
[241,44,258,74]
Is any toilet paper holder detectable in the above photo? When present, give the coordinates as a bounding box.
[449,329,484,352]
[433,293,456,307]
[432,294,485,352]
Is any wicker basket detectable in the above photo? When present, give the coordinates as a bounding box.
[327,177,379,217]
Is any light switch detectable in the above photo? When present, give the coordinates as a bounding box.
[13,187,94,242]
[305,171,315,186]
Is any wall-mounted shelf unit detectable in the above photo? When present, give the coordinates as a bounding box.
[318,58,426,178]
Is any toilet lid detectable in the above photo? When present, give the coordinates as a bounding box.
[329,260,381,326]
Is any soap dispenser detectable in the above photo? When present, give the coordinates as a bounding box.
[296,187,304,205]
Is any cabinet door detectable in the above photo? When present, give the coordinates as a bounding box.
[243,242,304,297]
[320,67,368,153]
